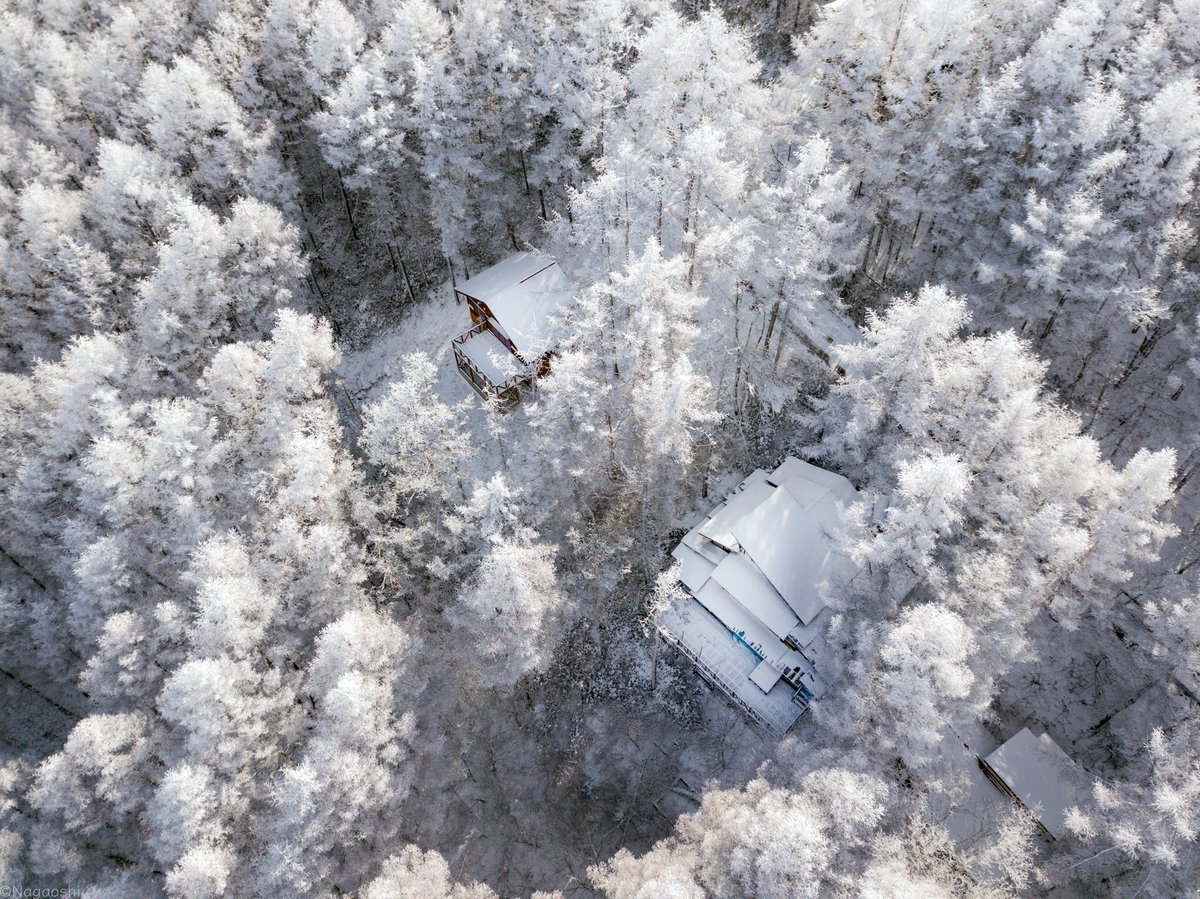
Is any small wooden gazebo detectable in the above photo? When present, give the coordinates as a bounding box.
[451,252,573,408]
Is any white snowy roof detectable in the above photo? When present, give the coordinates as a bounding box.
[983,729,1092,839]
[731,482,859,624]
[697,472,773,551]
[749,659,783,694]
[768,457,857,504]
[710,553,797,639]
[671,543,717,594]
[682,526,727,565]
[657,457,859,731]
[456,252,573,358]
[694,580,777,663]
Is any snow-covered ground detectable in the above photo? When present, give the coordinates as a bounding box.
[338,283,507,474]
[339,283,471,407]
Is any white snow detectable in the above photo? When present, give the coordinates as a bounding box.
[456,325,523,386]
[694,579,781,664]
[767,456,857,502]
[982,728,1092,840]
[338,285,502,476]
[457,252,551,300]
[710,553,797,640]
[732,485,859,625]
[925,721,1011,851]
[778,474,832,511]
[456,252,574,358]
[682,526,729,565]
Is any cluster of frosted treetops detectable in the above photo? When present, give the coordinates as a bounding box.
[1,0,1198,895]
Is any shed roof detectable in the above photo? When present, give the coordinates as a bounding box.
[984,729,1092,839]
[749,659,784,694]
[457,252,573,358]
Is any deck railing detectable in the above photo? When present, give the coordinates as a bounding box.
[452,323,526,410]
[658,624,810,734]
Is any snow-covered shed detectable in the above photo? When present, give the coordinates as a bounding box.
[979,728,1093,840]
[658,457,865,733]
[452,252,574,407]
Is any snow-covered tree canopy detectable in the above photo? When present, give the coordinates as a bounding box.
[0,0,1196,897]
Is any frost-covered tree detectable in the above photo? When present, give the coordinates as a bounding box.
[593,761,1031,897]
[359,352,473,591]
[562,9,770,283]
[520,0,634,200]
[592,771,890,897]
[132,196,306,388]
[786,0,1041,270]
[26,713,154,880]
[136,56,295,210]
[812,285,1177,765]
[259,608,418,895]
[1062,718,1200,896]
[4,305,380,892]
[874,604,976,765]
[361,846,501,899]
[361,353,469,503]
[554,7,863,416]
[447,522,566,692]
[533,242,719,546]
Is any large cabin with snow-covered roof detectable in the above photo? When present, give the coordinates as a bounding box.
[452,252,574,408]
[659,457,883,734]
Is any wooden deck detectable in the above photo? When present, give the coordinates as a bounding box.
[452,322,527,410]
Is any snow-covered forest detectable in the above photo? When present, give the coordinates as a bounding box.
[1,0,1198,895]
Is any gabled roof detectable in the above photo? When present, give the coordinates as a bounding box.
[677,456,860,631]
[710,553,797,639]
[983,729,1092,839]
[456,252,573,358]
[697,470,772,551]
